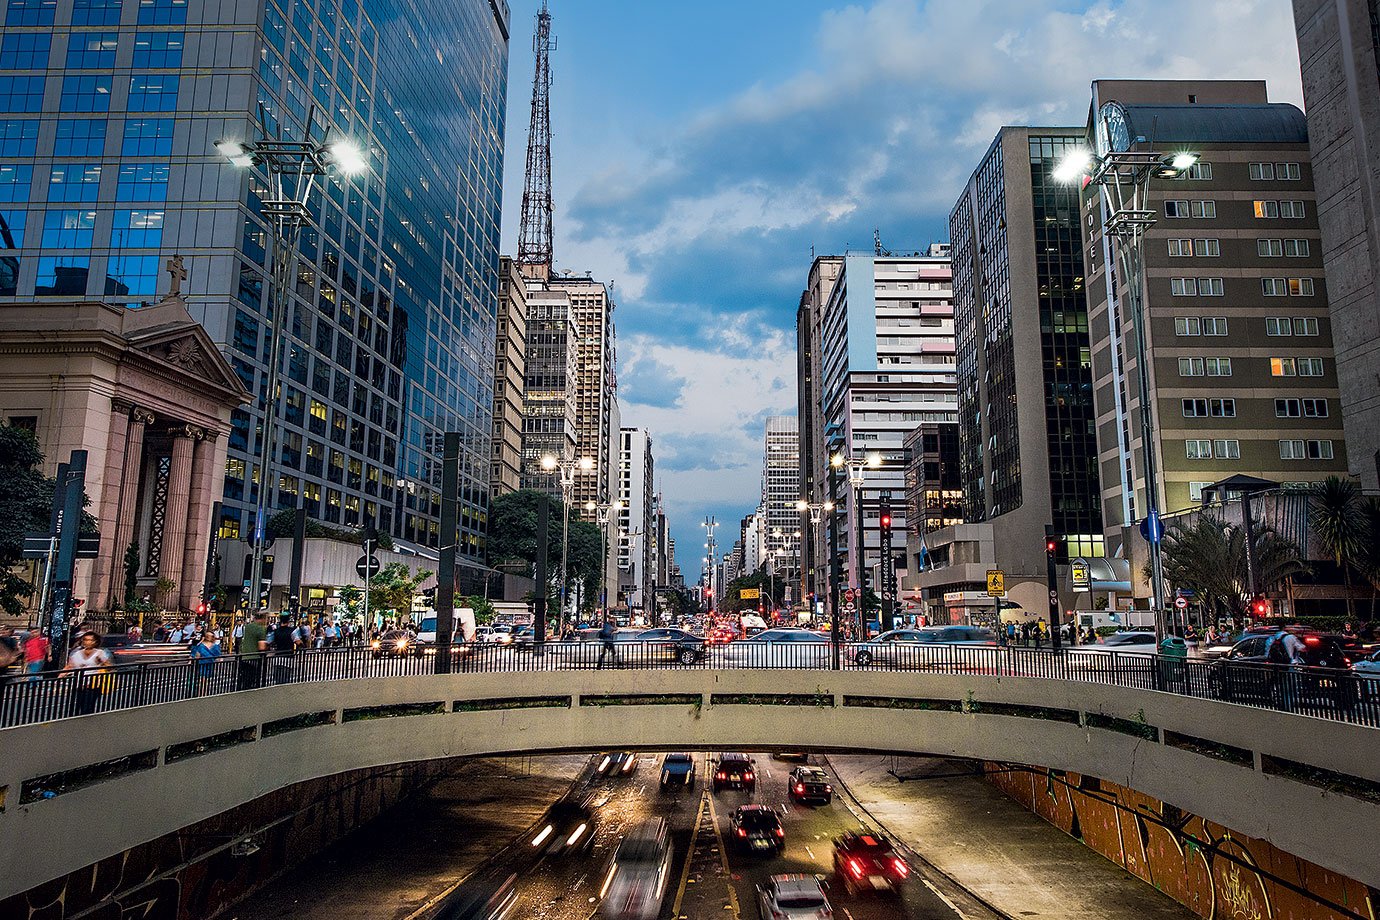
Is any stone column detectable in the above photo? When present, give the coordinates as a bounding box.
[180,430,217,611]
[156,425,201,612]
[91,400,133,612]
[107,408,155,609]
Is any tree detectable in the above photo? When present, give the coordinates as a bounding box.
[0,426,61,615]
[488,490,606,614]
[266,508,394,550]
[1310,476,1368,621]
[1162,516,1306,619]
[719,568,786,616]
[366,562,432,618]
[463,595,496,624]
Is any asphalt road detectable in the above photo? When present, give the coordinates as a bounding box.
[446,751,1004,920]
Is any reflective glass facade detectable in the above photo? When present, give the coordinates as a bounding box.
[0,0,510,581]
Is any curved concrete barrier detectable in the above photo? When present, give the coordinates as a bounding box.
[1,668,1377,897]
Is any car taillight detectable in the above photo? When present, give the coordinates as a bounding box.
[848,858,865,878]
[716,771,727,779]
[1305,636,1321,646]
[774,827,784,837]
[892,858,909,877]
[824,785,833,792]
[795,783,805,794]
[736,827,747,837]
[744,771,754,781]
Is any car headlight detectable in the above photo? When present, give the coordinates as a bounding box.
[396,639,408,649]
[370,640,380,649]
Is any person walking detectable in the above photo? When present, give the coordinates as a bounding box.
[595,619,619,669]
[22,629,49,679]
[236,611,269,690]
[190,631,222,695]
[271,615,298,685]
[62,632,113,715]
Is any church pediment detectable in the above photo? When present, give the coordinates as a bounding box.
[127,319,249,404]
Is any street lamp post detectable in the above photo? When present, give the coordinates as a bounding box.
[1055,126,1199,642]
[831,451,880,637]
[797,498,836,666]
[216,110,366,612]
[586,501,622,624]
[540,453,593,624]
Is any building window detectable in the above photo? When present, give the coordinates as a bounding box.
[34,255,89,295]
[1276,398,1301,418]
[1287,277,1315,296]
[1179,357,1202,376]
[106,253,160,296]
[1165,199,1190,218]
[41,209,97,248]
[1303,398,1328,417]
[132,32,183,68]
[0,32,50,69]
[0,119,37,156]
[1205,357,1231,376]
[127,74,178,111]
[1271,357,1297,376]
[1186,439,1213,460]
[1214,439,1240,460]
[1258,239,1283,257]
[1171,278,1196,296]
[1201,316,1228,335]
[137,0,186,25]
[110,208,163,247]
[1197,277,1224,296]
[0,207,25,245]
[48,164,101,202]
[1175,316,1201,336]
[1284,239,1309,257]
[0,164,31,202]
[1249,163,1275,180]
[1189,481,1214,502]
[53,118,106,156]
[1293,316,1319,336]
[1194,238,1220,257]
[1212,398,1236,417]
[1281,439,1333,460]
[1168,238,1192,257]
[1281,200,1306,218]
[72,0,121,25]
[1191,200,1216,218]
[1263,278,1287,296]
[121,118,174,156]
[0,75,46,113]
[59,75,112,113]
[1254,200,1279,218]
[65,32,117,69]
[4,0,57,26]
[1182,398,1208,418]
[1276,163,1301,180]
[1298,357,1325,376]
[115,163,167,201]
[1183,162,1212,180]
[1266,316,1292,336]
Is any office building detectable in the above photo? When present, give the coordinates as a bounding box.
[0,0,511,592]
[795,257,842,601]
[1081,80,1348,598]
[930,126,1103,614]
[549,274,617,509]
[519,286,578,495]
[617,427,654,614]
[490,256,527,497]
[761,415,801,589]
[1293,2,1380,489]
[816,248,957,597]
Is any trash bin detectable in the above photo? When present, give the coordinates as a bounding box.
[1158,636,1187,689]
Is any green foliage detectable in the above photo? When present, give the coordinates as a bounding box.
[0,425,58,615]
[266,508,394,550]
[1310,476,1373,619]
[366,562,432,615]
[464,595,496,624]
[488,490,606,612]
[719,568,786,615]
[1162,515,1307,617]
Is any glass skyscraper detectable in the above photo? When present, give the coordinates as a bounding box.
[0,0,510,585]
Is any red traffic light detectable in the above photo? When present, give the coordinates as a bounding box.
[1251,596,1270,617]
[1046,539,1058,554]
[880,514,892,530]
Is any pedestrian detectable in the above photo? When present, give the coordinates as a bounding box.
[1005,622,1016,647]
[270,615,297,684]
[127,622,142,642]
[236,611,269,690]
[1265,627,1306,710]
[596,619,619,669]
[62,631,113,716]
[190,630,222,695]
[1034,621,1045,650]
[0,625,20,674]
[22,629,49,679]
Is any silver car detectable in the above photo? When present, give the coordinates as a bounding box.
[717,628,831,668]
[756,874,833,919]
[851,626,996,667]
[600,818,672,919]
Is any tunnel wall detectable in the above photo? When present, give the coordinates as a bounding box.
[987,764,1380,920]
[2,668,1378,901]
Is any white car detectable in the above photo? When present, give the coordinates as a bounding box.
[717,628,830,668]
[851,626,996,667]
[756,874,833,919]
[1353,649,1380,698]
[600,818,672,919]
[1072,630,1158,655]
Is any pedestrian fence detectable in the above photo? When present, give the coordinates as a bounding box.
[2,640,1377,730]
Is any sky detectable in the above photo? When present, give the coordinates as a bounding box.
[498,0,1306,580]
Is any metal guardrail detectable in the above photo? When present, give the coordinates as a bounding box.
[1,640,1377,730]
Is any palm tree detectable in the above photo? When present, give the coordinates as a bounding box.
[1309,476,1368,621]
[1162,516,1306,619]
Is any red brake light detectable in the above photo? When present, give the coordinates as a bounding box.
[774,827,784,837]
[892,858,909,877]
[795,783,805,794]
[848,858,865,878]
[716,771,727,779]
[736,827,747,837]
[1304,636,1320,646]
[744,771,754,781]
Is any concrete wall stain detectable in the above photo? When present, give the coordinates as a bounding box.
[988,763,1379,920]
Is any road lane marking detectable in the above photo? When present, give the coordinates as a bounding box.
[670,791,709,917]
[923,877,971,919]
[704,786,742,919]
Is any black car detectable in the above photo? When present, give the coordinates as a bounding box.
[788,765,834,805]
[1208,631,1354,704]
[528,795,597,856]
[436,873,517,919]
[595,751,639,778]
[635,628,706,664]
[833,831,909,895]
[730,805,784,853]
[660,752,696,790]
[370,629,414,658]
[712,752,756,792]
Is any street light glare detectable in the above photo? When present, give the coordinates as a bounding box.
[215,140,252,168]
[577,457,595,471]
[329,139,368,175]
[829,453,844,469]
[1052,148,1093,184]
[796,500,808,511]
[1171,152,1199,171]
[540,454,557,471]
[865,452,882,468]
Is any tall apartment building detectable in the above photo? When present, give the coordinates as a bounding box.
[1081,80,1348,596]
[930,126,1104,613]
[549,274,617,509]
[1293,2,1380,490]
[817,248,957,595]
[796,257,842,600]
[617,428,654,614]
[519,286,578,495]
[761,416,801,587]
[491,257,528,497]
[0,0,510,584]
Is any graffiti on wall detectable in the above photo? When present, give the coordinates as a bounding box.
[987,763,1379,920]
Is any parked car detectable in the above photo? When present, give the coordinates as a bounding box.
[659,752,696,790]
[850,627,995,667]
[600,818,672,919]
[756,874,833,919]
[595,751,639,778]
[832,831,909,895]
[788,765,834,805]
[729,804,785,853]
[1353,648,1380,699]
[712,752,756,792]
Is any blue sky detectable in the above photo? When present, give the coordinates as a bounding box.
[499,0,1305,580]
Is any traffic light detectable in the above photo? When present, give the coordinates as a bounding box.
[1045,537,1059,555]
[879,510,892,531]
[196,602,207,615]
[1251,595,1270,618]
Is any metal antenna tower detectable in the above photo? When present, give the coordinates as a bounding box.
[517,0,555,280]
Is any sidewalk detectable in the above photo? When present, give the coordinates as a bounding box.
[827,754,1196,920]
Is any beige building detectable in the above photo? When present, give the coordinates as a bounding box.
[1081,80,1348,594]
[1292,1,1380,490]
[795,257,842,601]
[550,274,617,509]
[519,284,579,494]
[491,258,528,497]
[0,293,247,613]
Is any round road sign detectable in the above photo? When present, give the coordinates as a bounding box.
[1174,595,1188,610]
[356,554,382,580]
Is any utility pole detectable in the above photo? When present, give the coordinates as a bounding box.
[46,450,88,664]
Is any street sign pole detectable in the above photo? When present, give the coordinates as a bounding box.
[1044,526,1062,652]
[435,431,460,673]
[533,494,549,657]
[48,450,88,664]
